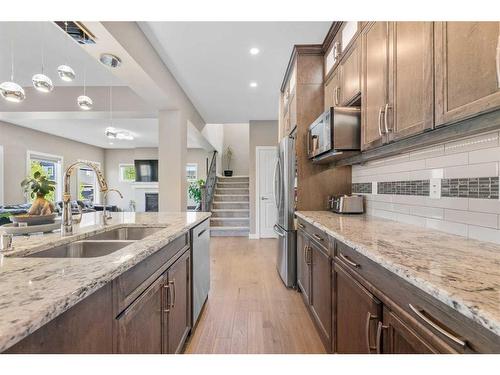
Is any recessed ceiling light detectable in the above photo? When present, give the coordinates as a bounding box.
[249,47,260,55]
[249,81,258,88]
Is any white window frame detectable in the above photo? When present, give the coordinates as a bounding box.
[77,159,102,204]
[186,163,198,182]
[0,145,4,206]
[119,163,136,182]
[26,150,64,203]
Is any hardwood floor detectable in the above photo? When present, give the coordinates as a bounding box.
[185,237,326,354]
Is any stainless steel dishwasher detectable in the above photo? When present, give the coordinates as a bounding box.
[191,219,210,326]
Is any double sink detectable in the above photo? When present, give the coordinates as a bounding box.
[23,227,162,258]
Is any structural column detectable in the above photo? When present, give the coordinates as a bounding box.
[158,110,187,211]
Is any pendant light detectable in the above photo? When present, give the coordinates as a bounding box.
[0,40,25,103]
[77,65,93,110]
[32,23,54,93]
[57,22,76,82]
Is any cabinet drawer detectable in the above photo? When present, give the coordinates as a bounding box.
[297,218,331,254]
[335,240,500,353]
[113,232,190,315]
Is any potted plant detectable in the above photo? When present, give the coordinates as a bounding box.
[188,179,205,210]
[20,171,56,216]
[223,146,234,177]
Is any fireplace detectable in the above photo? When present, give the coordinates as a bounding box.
[145,193,159,212]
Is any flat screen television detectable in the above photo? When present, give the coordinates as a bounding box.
[134,160,158,182]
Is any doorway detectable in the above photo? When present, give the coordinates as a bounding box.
[255,146,278,238]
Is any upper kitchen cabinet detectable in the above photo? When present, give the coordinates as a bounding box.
[362,22,434,150]
[324,67,339,110]
[324,22,362,79]
[434,22,500,126]
[387,22,434,141]
[339,38,361,105]
[361,22,389,150]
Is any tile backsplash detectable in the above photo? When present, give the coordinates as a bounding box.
[352,130,500,244]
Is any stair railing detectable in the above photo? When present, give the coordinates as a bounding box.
[201,150,217,212]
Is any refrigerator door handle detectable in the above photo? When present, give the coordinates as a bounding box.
[273,224,285,237]
[273,157,281,210]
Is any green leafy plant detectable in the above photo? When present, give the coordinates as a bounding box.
[20,170,56,215]
[224,146,233,171]
[188,179,205,204]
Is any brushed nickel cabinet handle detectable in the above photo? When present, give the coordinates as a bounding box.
[335,86,340,106]
[378,106,385,136]
[496,35,500,88]
[306,247,312,265]
[365,312,379,353]
[303,245,308,265]
[313,233,324,242]
[163,283,170,313]
[376,321,388,354]
[169,279,176,309]
[408,304,466,348]
[339,252,360,268]
[384,103,392,133]
[298,223,305,229]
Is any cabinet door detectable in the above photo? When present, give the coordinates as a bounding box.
[309,240,332,351]
[361,22,389,150]
[115,274,165,354]
[296,228,311,304]
[324,76,335,110]
[334,264,382,354]
[340,39,361,105]
[289,93,297,131]
[165,250,191,354]
[387,22,434,141]
[381,307,438,354]
[435,22,500,126]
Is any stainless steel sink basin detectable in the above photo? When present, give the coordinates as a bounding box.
[85,227,162,241]
[25,240,135,258]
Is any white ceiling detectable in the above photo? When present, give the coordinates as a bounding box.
[0,22,124,87]
[139,22,331,123]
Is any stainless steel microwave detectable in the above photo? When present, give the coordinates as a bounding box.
[307,107,361,159]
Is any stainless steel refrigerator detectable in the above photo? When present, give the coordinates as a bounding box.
[273,129,297,288]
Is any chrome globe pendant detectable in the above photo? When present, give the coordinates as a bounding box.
[57,64,76,82]
[32,25,54,93]
[77,65,93,110]
[0,40,25,103]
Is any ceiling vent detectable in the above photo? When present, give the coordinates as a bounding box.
[54,21,96,44]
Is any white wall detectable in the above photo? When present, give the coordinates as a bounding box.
[202,123,224,174]
[104,148,158,210]
[249,120,279,236]
[352,130,500,244]
[222,123,249,175]
[0,120,105,205]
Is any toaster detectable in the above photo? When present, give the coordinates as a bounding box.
[328,195,364,214]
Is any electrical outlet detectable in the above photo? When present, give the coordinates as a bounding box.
[430,178,441,199]
[372,181,378,195]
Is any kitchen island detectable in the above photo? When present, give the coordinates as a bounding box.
[0,211,211,353]
[295,211,500,353]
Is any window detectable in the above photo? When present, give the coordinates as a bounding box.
[77,160,101,205]
[120,164,136,182]
[186,163,198,182]
[27,151,63,203]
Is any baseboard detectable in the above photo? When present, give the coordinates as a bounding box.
[248,233,260,239]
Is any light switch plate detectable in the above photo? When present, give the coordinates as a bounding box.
[430,178,441,199]
[372,181,378,195]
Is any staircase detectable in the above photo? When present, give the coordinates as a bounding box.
[210,176,250,237]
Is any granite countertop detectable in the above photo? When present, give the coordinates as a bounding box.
[295,211,500,337]
[0,211,211,352]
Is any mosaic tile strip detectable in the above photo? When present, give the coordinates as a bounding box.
[441,177,499,199]
[377,180,430,196]
[352,182,372,194]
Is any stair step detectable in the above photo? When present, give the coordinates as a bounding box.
[212,201,249,209]
[211,209,249,218]
[213,194,250,202]
[210,226,249,237]
[216,182,248,189]
[217,177,249,183]
[210,217,249,226]
[215,188,249,195]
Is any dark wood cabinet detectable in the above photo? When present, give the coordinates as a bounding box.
[165,250,191,354]
[334,263,382,354]
[296,228,311,304]
[309,240,332,351]
[115,274,165,354]
[381,307,437,354]
[435,22,500,126]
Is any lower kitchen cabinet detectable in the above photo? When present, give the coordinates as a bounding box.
[115,273,165,354]
[310,240,332,351]
[334,263,381,354]
[296,228,311,304]
[381,307,437,354]
[165,250,191,354]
